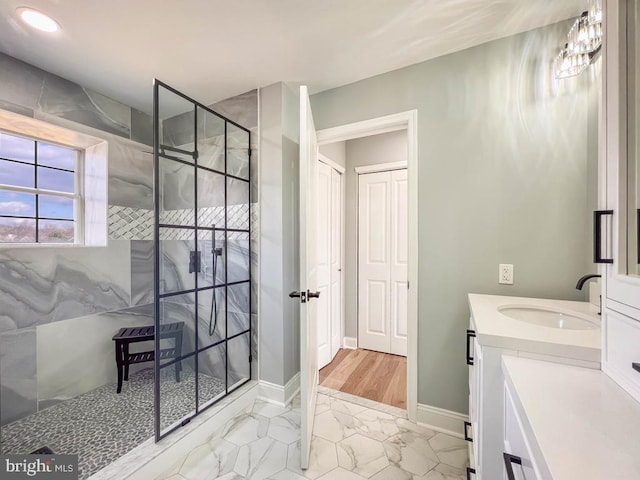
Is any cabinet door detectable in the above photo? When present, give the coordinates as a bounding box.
[604,0,640,310]
[503,386,541,480]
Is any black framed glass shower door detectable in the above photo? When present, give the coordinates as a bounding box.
[153,80,252,441]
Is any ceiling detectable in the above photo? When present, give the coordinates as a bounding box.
[0,0,584,114]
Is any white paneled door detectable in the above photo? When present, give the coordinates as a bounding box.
[297,86,319,469]
[358,169,408,356]
[317,161,342,369]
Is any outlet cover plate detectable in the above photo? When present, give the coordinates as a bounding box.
[499,264,514,285]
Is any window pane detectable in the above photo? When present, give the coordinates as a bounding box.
[0,133,35,163]
[39,219,74,243]
[0,217,35,242]
[0,191,35,217]
[38,167,74,193]
[39,195,73,220]
[0,159,34,188]
[38,142,75,170]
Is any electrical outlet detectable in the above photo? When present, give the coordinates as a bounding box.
[499,264,514,285]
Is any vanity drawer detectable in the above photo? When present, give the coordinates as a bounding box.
[604,308,640,403]
[503,384,542,480]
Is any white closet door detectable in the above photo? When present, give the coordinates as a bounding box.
[390,169,408,356]
[358,169,407,356]
[317,161,332,369]
[358,171,392,353]
[330,168,342,358]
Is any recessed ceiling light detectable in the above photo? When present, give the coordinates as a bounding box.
[16,7,60,33]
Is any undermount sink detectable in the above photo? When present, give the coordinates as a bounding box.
[497,305,599,330]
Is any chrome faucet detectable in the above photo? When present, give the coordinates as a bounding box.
[576,274,601,290]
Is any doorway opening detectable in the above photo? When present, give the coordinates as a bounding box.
[314,112,418,418]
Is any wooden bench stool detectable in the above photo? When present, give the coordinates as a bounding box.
[112,322,184,393]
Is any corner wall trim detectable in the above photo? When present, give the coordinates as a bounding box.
[257,372,301,407]
[343,337,357,349]
[416,403,468,439]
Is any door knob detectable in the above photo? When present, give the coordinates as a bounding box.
[289,291,301,298]
[308,291,321,299]
[289,291,307,303]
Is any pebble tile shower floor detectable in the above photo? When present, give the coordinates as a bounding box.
[0,368,225,479]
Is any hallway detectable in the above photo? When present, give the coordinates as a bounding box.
[319,349,407,409]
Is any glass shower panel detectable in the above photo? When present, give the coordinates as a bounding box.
[154,80,251,442]
[227,282,250,338]
[227,178,250,231]
[227,231,250,283]
[197,169,226,227]
[159,228,195,295]
[197,346,227,408]
[227,123,250,179]
[197,107,225,172]
[158,355,196,434]
[227,332,250,392]
[197,287,226,347]
[158,292,195,366]
[159,87,195,162]
[159,158,195,226]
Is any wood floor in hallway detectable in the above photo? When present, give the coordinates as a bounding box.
[319,348,407,409]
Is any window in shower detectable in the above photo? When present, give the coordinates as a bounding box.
[153,80,252,440]
[0,131,81,244]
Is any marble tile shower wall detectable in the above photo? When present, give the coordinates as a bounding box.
[0,52,260,427]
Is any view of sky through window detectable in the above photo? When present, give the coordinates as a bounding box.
[0,132,77,243]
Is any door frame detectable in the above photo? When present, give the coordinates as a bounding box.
[318,153,346,363]
[316,110,418,422]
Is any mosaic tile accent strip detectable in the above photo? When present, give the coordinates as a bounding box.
[108,206,154,240]
[109,204,257,240]
[0,368,225,480]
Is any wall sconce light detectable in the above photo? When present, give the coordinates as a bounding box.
[554,0,602,79]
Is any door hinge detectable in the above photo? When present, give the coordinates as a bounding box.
[407,281,410,289]
[249,355,253,363]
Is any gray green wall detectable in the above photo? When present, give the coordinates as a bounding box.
[310,21,598,414]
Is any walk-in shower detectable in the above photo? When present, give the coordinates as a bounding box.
[153,80,252,440]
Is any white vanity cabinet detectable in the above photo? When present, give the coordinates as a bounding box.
[466,295,600,480]
[601,0,640,403]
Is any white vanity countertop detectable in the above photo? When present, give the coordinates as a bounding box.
[503,356,640,480]
[468,294,601,361]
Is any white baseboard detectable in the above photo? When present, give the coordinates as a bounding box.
[416,403,468,439]
[343,337,357,349]
[257,372,300,407]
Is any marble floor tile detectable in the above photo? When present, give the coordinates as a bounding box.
[330,397,368,416]
[315,393,331,415]
[161,391,468,480]
[336,433,389,478]
[383,432,439,476]
[316,467,367,479]
[313,409,361,443]
[253,400,291,418]
[353,408,400,441]
[287,437,338,480]
[268,411,301,444]
[421,463,466,480]
[179,438,238,480]
[428,434,469,469]
[223,412,269,446]
[266,469,308,480]
[234,437,288,480]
